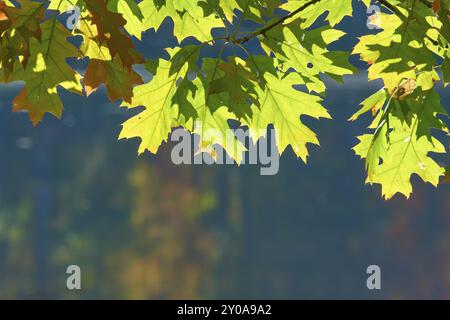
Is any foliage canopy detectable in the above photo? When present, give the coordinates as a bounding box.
[0,0,449,199]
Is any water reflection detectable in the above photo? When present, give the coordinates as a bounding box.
[0,76,448,299]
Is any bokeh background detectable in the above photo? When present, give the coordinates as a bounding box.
[0,1,449,299]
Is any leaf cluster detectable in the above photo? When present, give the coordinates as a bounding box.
[0,0,448,199]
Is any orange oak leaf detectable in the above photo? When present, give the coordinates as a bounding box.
[3,0,44,40]
[0,1,8,21]
[83,57,143,103]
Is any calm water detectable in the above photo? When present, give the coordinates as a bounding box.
[0,2,449,299]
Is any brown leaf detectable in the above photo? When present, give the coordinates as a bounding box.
[0,1,8,21]
[83,57,143,103]
[443,167,450,183]
[432,0,441,13]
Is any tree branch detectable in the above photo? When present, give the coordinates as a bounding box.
[224,0,433,45]
[378,0,407,20]
[234,0,322,44]
[232,0,433,45]
[378,0,433,20]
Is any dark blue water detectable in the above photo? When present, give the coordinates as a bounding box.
[0,1,449,299]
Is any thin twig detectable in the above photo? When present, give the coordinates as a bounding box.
[234,0,322,44]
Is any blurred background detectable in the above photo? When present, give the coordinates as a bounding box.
[0,1,449,299]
